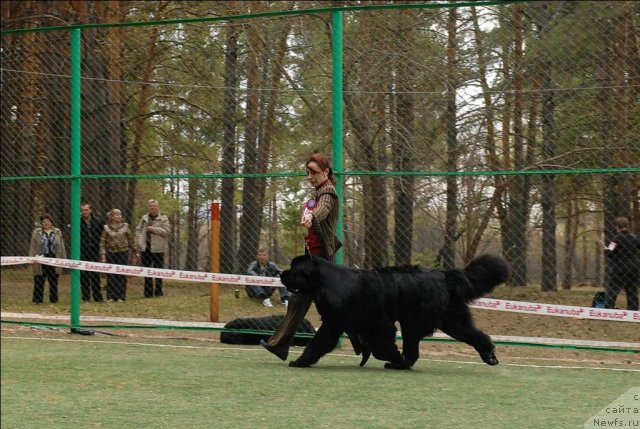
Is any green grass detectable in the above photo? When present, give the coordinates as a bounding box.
[2,332,637,429]
[2,267,638,428]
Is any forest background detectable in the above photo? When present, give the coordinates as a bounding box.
[1,0,639,291]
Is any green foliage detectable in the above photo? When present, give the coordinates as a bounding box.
[411,247,439,267]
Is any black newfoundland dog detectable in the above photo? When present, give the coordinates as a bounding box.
[280,254,510,369]
[220,315,315,346]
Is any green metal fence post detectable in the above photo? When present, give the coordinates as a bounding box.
[69,28,82,332]
[332,10,344,348]
[332,10,344,266]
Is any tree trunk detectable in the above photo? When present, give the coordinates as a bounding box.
[441,7,458,269]
[626,3,640,233]
[77,1,112,215]
[610,7,635,221]
[561,195,577,290]
[0,4,36,256]
[466,6,507,263]
[392,9,417,266]
[506,5,528,286]
[220,20,239,274]
[538,6,558,292]
[238,2,265,272]
[167,176,180,270]
[597,7,621,285]
[125,16,164,217]
[102,3,126,216]
[254,18,291,262]
[343,94,389,268]
[522,59,541,239]
[343,11,390,268]
[185,178,199,271]
[497,6,512,259]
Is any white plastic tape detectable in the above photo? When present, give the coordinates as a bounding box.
[3,256,638,323]
[470,298,639,323]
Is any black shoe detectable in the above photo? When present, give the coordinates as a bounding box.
[260,339,288,361]
[480,349,499,366]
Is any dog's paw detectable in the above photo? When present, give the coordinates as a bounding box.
[384,361,411,370]
[289,359,311,368]
[359,348,371,367]
[481,350,499,366]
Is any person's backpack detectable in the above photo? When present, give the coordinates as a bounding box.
[591,291,606,308]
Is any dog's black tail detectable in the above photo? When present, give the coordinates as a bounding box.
[448,254,511,302]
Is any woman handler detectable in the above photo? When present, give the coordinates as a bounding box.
[260,151,342,361]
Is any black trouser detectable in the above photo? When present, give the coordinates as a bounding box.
[33,263,58,304]
[265,292,313,348]
[106,251,128,301]
[264,250,331,351]
[81,270,103,302]
[142,250,164,297]
[605,270,639,311]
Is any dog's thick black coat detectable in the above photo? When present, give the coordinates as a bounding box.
[220,314,315,346]
[280,254,510,369]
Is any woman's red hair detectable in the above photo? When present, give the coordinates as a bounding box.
[305,151,335,186]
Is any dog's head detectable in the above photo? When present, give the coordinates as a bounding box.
[464,254,511,287]
[280,254,323,294]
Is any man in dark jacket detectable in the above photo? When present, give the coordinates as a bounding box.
[80,203,105,302]
[602,217,640,310]
[246,248,288,307]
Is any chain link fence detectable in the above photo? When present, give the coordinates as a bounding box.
[1,1,639,313]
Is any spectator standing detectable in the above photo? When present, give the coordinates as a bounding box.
[246,248,289,307]
[100,208,137,302]
[29,213,67,304]
[136,199,171,298]
[602,217,640,310]
[80,203,104,302]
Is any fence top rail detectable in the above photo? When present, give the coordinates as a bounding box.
[1,0,527,35]
[1,168,639,183]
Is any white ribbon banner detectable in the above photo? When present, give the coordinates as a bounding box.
[2,256,638,323]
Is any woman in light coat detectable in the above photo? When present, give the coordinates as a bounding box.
[100,208,137,302]
[29,213,67,304]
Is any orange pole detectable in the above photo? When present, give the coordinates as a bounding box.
[210,202,220,322]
